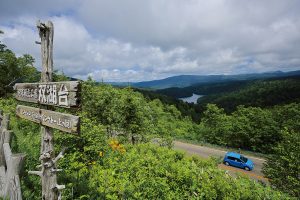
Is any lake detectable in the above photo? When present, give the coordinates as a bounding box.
[179,94,204,104]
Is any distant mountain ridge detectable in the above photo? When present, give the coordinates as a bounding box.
[109,70,300,89]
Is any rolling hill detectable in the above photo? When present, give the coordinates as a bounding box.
[108,70,300,89]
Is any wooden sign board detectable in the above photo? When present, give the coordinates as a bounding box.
[14,81,80,108]
[16,105,80,134]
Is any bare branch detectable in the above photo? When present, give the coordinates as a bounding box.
[52,185,65,190]
[28,171,42,176]
[52,148,66,164]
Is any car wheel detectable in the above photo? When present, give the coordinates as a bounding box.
[244,167,250,171]
[224,162,230,166]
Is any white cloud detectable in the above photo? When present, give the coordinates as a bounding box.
[0,0,300,81]
[0,22,40,59]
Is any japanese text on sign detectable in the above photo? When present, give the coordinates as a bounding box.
[14,81,79,108]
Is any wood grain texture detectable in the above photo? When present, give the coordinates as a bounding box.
[16,105,80,134]
[0,114,11,167]
[0,112,24,200]
[3,143,25,198]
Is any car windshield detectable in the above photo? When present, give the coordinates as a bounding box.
[240,156,248,163]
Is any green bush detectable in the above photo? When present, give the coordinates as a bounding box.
[73,144,288,199]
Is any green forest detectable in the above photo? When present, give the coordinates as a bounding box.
[1,39,299,199]
[150,76,300,122]
[197,78,300,112]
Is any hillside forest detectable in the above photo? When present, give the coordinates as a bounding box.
[0,37,299,199]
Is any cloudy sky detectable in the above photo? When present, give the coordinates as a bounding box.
[0,0,299,82]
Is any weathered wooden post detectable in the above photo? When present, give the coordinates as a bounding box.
[38,20,59,200]
[0,113,8,165]
[0,111,25,200]
[14,20,81,200]
[0,113,11,167]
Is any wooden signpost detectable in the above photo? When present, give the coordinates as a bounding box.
[14,21,81,200]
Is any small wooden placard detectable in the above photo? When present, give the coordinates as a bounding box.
[16,105,80,134]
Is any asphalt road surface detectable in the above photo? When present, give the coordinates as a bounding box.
[174,141,268,183]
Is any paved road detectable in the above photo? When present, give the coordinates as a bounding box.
[174,141,268,183]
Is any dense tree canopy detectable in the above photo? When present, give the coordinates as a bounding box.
[198,78,300,113]
[193,103,299,154]
[263,129,300,197]
[0,43,21,96]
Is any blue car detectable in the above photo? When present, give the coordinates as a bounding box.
[223,152,254,171]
